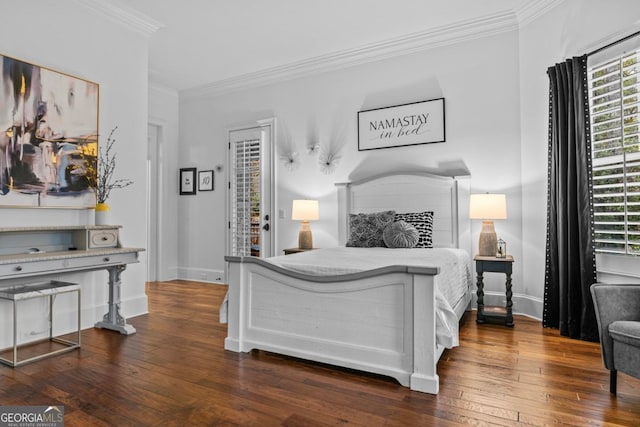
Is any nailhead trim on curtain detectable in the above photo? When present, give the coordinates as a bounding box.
[581,56,597,281]
[543,82,554,326]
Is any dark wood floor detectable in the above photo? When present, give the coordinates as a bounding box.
[1,280,639,426]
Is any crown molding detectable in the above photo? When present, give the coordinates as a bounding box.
[515,0,565,28]
[74,0,163,37]
[181,10,519,99]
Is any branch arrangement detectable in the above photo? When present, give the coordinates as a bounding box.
[95,126,133,204]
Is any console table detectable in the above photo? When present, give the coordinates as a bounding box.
[0,225,144,335]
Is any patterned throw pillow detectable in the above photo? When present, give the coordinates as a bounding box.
[394,211,434,248]
[346,210,396,247]
[383,221,419,248]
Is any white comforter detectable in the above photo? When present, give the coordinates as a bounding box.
[266,247,472,348]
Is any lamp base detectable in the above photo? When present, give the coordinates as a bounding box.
[298,221,313,250]
[478,220,498,256]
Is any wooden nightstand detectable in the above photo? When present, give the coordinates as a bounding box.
[474,255,514,327]
[283,247,317,255]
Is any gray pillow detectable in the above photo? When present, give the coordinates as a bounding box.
[383,221,419,248]
[346,210,396,247]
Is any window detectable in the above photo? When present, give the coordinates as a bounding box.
[589,47,640,255]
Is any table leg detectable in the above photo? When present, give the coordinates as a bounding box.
[94,265,136,335]
[476,271,485,323]
[505,272,514,327]
[13,300,17,366]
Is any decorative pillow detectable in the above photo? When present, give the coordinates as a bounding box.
[346,210,396,247]
[394,211,434,248]
[383,221,419,248]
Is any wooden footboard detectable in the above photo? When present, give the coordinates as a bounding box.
[224,255,444,394]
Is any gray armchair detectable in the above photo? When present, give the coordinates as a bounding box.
[590,283,640,395]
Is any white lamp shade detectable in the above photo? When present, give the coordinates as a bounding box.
[469,194,507,220]
[292,200,319,221]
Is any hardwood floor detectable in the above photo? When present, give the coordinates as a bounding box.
[1,280,639,426]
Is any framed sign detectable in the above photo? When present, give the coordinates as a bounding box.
[179,167,196,195]
[357,98,445,151]
[198,170,214,191]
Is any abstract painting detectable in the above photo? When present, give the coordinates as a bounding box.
[0,54,99,208]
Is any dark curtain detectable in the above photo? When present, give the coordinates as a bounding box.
[543,55,598,342]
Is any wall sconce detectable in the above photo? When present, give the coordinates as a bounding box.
[469,193,507,256]
[292,200,319,249]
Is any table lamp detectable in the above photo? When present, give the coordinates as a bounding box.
[469,193,507,256]
[292,199,319,249]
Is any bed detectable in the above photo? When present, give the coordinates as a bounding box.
[223,171,472,394]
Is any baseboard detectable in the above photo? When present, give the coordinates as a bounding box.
[470,291,542,321]
[177,267,226,284]
[159,267,180,282]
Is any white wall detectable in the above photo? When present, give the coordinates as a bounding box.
[0,0,149,347]
[149,84,180,280]
[175,1,640,320]
[178,31,524,301]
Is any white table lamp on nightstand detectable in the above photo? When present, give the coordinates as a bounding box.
[292,200,319,250]
[469,193,507,257]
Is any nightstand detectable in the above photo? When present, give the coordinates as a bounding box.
[474,255,514,327]
[283,247,317,255]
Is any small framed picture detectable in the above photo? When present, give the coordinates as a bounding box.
[198,170,214,191]
[180,167,197,195]
[497,238,507,258]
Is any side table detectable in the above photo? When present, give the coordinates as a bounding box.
[474,255,514,327]
[0,280,81,367]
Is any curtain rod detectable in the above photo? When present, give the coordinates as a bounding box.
[588,29,640,57]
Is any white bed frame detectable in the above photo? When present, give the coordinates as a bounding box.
[224,171,471,394]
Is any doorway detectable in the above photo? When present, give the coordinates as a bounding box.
[147,123,161,281]
[227,119,275,259]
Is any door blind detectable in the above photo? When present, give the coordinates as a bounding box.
[589,48,640,254]
[229,138,262,256]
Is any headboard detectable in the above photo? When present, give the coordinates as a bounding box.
[336,171,471,250]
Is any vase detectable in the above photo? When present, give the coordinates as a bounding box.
[95,203,110,225]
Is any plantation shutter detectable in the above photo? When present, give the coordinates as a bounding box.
[589,48,640,254]
[229,138,262,257]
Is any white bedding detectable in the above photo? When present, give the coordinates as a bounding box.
[266,247,472,348]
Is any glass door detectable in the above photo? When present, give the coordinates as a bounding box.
[227,120,274,258]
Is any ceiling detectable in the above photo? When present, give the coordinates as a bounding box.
[111,0,538,92]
